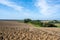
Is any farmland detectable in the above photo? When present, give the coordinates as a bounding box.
[0,21,60,40]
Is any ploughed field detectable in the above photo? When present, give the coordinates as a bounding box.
[0,21,60,40]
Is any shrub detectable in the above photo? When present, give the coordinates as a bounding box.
[41,23,57,27]
[47,23,57,27]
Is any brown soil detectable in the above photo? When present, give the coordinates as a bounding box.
[0,21,60,40]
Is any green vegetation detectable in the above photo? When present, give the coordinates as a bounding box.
[30,20,41,26]
[24,19,60,27]
[41,23,57,27]
[24,19,31,23]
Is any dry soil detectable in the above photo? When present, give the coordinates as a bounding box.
[0,21,60,40]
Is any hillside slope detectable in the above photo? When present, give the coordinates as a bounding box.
[0,21,60,40]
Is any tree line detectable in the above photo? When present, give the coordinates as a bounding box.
[24,19,58,27]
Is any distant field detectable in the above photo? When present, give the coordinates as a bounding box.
[0,21,60,40]
[55,23,60,27]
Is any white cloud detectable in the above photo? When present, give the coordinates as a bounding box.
[35,0,60,16]
[0,0,23,11]
[0,0,35,19]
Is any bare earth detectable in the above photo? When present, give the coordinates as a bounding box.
[0,21,60,40]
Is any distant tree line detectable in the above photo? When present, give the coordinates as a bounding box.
[24,19,58,27]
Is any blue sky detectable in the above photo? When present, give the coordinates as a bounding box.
[0,0,60,20]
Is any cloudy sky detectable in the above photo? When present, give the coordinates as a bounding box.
[0,0,60,20]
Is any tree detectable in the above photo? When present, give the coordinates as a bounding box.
[24,19,31,23]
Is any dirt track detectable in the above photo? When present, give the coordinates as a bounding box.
[0,21,60,40]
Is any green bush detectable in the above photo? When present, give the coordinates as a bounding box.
[41,23,57,27]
